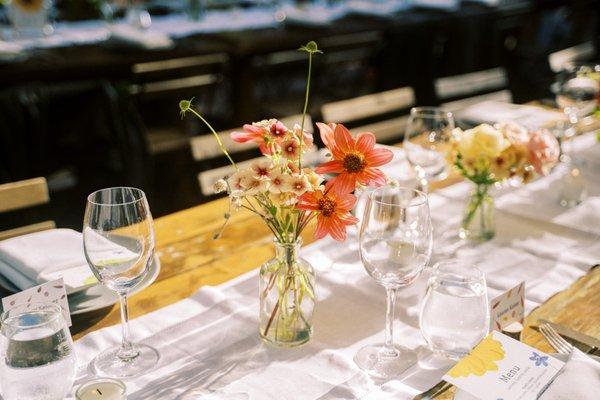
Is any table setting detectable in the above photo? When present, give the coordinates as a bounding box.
[1,41,600,400]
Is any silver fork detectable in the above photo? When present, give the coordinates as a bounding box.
[540,323,573,354]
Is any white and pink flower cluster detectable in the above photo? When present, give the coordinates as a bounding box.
[217,119,321,206]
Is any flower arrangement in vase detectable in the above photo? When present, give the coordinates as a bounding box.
[179,41,393,347]
[449,122,559,241]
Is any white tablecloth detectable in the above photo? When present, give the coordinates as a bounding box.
[70,133,600,399]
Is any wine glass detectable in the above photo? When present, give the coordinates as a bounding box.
[0,303,76,400]
[420,260,489,360]
[404,107,455,191]
[554,64,600,161]
[83,187,159,378]
[356,186,433,379]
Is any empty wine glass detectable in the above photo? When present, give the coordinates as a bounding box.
[404,107,455,191]
[0,303,76,400]
[420,260,489,360]
[83,187,159,378]
[356,186,433,379]
[554,65,600,161]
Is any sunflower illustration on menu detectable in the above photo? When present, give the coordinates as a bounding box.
[13,0,45,12]
[447,335,506,378]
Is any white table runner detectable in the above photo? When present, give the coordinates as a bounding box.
[69,133,600,399]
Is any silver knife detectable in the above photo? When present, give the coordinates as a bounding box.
[538,319,600,352]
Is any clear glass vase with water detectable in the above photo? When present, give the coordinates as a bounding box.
[420,260,489,359]
[0,303,76,400]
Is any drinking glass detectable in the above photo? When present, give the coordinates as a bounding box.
[356,187,433,379]
[420,260,489,359]
[83,187,159,378]
[404,107,455,190]
[0,303,76,400]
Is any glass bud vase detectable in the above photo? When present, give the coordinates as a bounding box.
[459,183,495,242]
[259,239,315,347]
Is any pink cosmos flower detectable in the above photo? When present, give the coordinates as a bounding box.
[315,123,394,193]
[231,120,289,156]
[296,183,359,241]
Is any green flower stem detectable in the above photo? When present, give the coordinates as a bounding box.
[186,107,238,171]
[462,183,489,230]
[298,51,313,170]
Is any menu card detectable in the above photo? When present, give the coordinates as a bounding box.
[444,331,564,400]
[2,278,71,327]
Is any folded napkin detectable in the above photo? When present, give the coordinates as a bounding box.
[282,5,348,27]
[0,229,95,291]
[539,349,600,399]
[346,0,410,18]
[107,25,174,50]
[454,100,564,130]
[0,40,26,62]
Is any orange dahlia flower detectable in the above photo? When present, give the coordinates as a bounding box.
[315,124,393,193]
[296,183,358,241]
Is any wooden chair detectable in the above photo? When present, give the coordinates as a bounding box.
[320,86,415,144]
[130,53,231,155]
[548,41,597,73]
[0,177,55,240]
[191,115,316,197]
[435,68,512,114]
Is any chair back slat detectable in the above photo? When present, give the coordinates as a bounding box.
[435,68,508,102]
[321,87,415,125]
[0,221,56,241]
[548,41,596,73]
[0,177,50,213]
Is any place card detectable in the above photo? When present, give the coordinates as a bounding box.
[2,278,71,327]
[490,282,525,331]
[444,331,564,400]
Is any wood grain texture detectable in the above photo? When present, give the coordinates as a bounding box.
[0,177,49,213]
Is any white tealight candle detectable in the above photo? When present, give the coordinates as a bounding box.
[76,378,127,400]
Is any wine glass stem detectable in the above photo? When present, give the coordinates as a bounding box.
[383,287,399,357]
[117,293,138,360]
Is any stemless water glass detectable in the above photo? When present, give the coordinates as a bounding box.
[420,260,489,359]
[83,187,159,378]
[404,107,455,190]
[356,187,433,379]
[0,303,76,400]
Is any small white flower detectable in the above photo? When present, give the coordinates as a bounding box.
[231,195,243,211]
[243,175,270,195]
[289,174,311,196]
[213,179,228,194]
[269,171,292,194]
[228,170,251,191]
[250,158,273,179]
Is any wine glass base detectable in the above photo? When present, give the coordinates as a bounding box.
[91,344,159,378]
[354,343,417,379]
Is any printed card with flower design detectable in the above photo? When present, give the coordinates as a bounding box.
[490,281,525,331]
[444,331,564,400]
[1,278,71,327]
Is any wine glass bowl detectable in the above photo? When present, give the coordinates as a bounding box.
[404,107,455,185]
[83,187,159,378]
[355,186,433,379]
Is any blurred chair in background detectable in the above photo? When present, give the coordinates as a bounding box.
[320,86,415,144]
[0,177,54,240]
